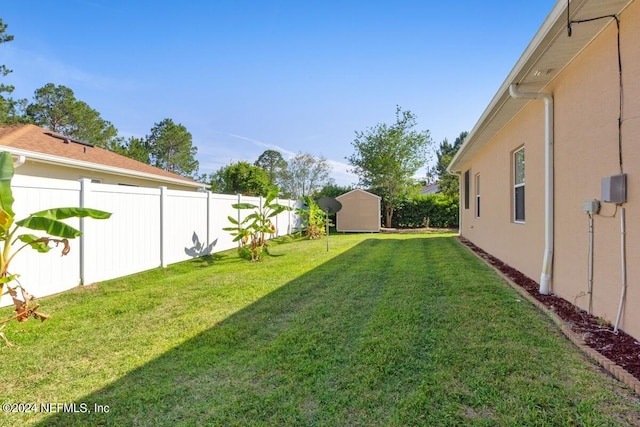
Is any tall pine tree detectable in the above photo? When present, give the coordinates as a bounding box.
[436,131,468,197]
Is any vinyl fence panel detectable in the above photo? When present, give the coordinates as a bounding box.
[1,176,299,307]
[1,175,82,307]
[163,188,209,266]
[81,181,162,284]
[206,193,234,252]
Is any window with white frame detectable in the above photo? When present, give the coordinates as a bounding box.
[475,173,480,218]
[513,147,525,222]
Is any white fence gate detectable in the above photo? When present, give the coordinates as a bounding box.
[2,175,301,307]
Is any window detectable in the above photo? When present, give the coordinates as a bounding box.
[464,170,470,209]
[475,174,481,218]
[514,147,525,222]
[82,177,102,184]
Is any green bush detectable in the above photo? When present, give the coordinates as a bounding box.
[392,193,459,228]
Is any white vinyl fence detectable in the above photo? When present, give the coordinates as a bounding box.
[2,175,301,307]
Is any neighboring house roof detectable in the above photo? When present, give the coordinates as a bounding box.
[0,124,205,189]
[336,188,381,200]
[420,182,440,195]
[448,0,634,173]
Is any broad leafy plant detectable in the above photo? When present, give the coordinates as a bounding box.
[0,151,111,345]
[224,188,292,261]
[296,196,327,239]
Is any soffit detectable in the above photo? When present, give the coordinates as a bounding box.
[448,0,634,173]
[0,124,205,188]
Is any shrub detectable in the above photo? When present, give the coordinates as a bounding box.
[295,196,327,239]
[223,187,292,261]
[392,193,458,229]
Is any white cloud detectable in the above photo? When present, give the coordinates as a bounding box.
[224,133,297,158]
[327,159,358,187]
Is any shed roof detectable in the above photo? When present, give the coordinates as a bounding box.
[448,0,634,173]
[336,188,381,200]
[0,124,205,189]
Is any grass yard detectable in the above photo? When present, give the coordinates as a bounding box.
[2,233,640,426]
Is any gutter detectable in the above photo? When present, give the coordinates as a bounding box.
[509,83,554,295]
[447,1,568,176]
[12,155,25,169]
[0,146,205,190]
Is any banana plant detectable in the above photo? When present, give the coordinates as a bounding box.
[224,187,291,261]
[0,151,111,345]
[296,196,327,239]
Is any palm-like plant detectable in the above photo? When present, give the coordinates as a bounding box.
[0,151,111,345]
[224,188,292,261]
[296,196,327,239]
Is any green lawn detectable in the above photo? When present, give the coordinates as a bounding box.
[2,233,640,426]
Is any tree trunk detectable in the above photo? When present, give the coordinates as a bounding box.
[385,206,393,228]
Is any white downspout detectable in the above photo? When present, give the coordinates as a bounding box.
[509,84,554,295]
[12,155,25,169]
[455,172,462,234]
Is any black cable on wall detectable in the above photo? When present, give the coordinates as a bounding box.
[567,1,624,174]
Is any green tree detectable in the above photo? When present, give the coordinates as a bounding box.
[26,83,119,149]
[145,118,199,178]
[280,152,332,199]
[0,19,13,96]
[347,106,433,227]
[207,170,225,194]
[0,18,28,125]
[314,183,354,199]
[212,161,271,196]
[436,131,468,197]
[254,149,287,187]
[112,136,151,164]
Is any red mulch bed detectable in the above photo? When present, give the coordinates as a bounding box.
[458,237,640,382]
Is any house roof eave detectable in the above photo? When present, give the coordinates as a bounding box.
[448,0,634,173]
[1,146,206,189]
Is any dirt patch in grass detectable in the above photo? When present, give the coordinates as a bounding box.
[458,236,640,384]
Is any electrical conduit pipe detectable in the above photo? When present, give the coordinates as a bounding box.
[509,84,554,295]
[614,207,627,333]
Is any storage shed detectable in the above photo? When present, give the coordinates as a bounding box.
[336,189,381,232]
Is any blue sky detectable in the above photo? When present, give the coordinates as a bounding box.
[3,1,556,185]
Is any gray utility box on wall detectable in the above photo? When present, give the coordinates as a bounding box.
[601,174,627,204]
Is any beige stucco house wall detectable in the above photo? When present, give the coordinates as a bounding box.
[12,161,202,190]
[449,0,640,340]
[336,189,381,232]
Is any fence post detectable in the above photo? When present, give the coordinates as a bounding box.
[79,178,92,285]
[288,199,292,235]
[237,194,242,249]
[259,195,265,240]
[275,197,280,237]
[207,190,212,253]
[160,186,168,268]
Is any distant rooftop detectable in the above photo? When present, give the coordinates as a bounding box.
[0,124,205,189]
